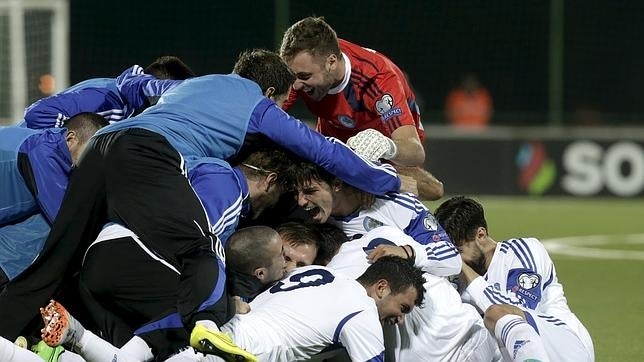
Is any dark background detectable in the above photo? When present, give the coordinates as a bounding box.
[69,0,644,126]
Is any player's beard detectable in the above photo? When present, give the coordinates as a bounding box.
[469,253,488,276]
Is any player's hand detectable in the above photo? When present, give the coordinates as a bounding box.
[233,296,251,314]
[347,129,397,162]
[367,245,412,263]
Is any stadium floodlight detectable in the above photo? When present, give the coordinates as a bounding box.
[0,0,69,125]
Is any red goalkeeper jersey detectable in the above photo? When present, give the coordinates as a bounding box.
[283,39,424,142]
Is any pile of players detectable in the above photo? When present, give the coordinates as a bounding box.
[0,16,594,362]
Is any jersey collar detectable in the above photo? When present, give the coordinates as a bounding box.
[328,52,351,95]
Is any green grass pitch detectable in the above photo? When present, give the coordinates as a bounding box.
[425,196,644,361]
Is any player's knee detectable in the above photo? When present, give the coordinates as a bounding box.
[483,304,525,331]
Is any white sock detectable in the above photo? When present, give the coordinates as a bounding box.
[0,337,42,362]
[59,350,88,362]
[196,320,220,331]
[494,314,549,362]
[120,336,154,361]
[75,330,141,362]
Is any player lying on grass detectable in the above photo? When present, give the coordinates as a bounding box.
[435,196,595,362]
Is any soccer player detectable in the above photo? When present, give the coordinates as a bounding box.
[78,147,295,348]
[280,16,444,200]
[324,225,500,361]
[0,48,400,353]
[225,226,287,307]
[435,196,595,361]
[276,221,322,272]
[0,113,107,287]
[40,256,425,362]
[22,55,195,129]
[287,160,460,277]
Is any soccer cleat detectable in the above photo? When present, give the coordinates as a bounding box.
[40,299,79,348]
[190,324,258,362]
[31,340,65,362]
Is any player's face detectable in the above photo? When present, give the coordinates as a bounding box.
[282,241,318,272]
[288,51,336,101]
[375,286,417,326]
[296,180,335,223]
[458,241,487,275]
[264,238,287,282]
[250,178,282,220]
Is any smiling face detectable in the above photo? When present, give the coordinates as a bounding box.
[295,179,336,224]
[374,284,417,326]
[287,51,339,101]
[282,241,318,272]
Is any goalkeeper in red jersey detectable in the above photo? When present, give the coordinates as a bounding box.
[280,16,444,200]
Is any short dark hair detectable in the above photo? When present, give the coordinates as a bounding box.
[225,226,280,275]
[276,220,323,249]
[357,256,425,307]
[238,143,298,193]
[434,196,488,247]
[144,55,196,80]
[63,112,108,143]
[312,223,347,265]
[286,160,375,210]
[232,49,295,98]
[279,16,341,63]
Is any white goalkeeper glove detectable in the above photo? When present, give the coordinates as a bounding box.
[347,129,397,162]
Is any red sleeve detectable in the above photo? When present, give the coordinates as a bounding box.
[281,88,299,111]
[364,72,416,136]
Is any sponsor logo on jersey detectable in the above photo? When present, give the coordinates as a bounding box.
[423,215,438,231]
[375,93,402,121]
[338,115,356,128]
[363,217,384,231]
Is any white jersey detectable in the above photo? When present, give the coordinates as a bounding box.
[328,192,461,277]
[327,227,499,362]
[221,265,384,362]
[463,237,594,360]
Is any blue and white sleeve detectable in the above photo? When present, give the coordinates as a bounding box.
[23,88,126,128]
[338,309,385,362]
[189,162,244,243]
[403,209,461,277]
[26,140,71,224]
[248,99,400,195]
[464,238,551,313]
[116,65,182,112]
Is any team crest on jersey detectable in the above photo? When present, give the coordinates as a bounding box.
[375,94,402,121]
[338,115,356,128]
[423,215,438,231]
[363,217,384,231]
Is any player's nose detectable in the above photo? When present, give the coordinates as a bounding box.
[296,192,307,207]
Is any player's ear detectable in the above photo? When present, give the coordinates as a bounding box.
[264,86,275,99]
[332,179,342,192]
[375,279,390,299]
[254,267,268,282]
[65,130,78,148]
[475,227,488,243]
[326,53,338,72]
